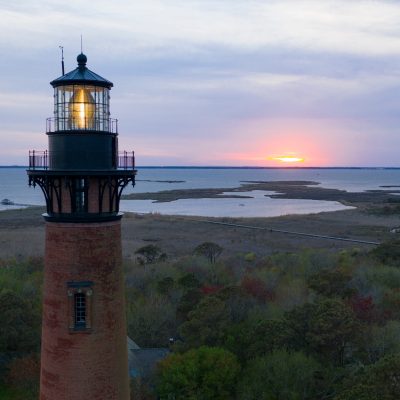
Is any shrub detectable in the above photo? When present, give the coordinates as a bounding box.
[336,354,400,400]
[371,240,400,266]
[156,346,240,400]
[237,350,321,400]
[307,268,353,298]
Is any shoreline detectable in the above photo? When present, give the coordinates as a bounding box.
[121,180,399,205]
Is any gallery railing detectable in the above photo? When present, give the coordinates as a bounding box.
[28,150,135,170]
[46,117,118,134]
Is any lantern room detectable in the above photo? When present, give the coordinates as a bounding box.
[50,53,115,133]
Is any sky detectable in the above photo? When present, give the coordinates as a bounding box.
[1,0,400,167]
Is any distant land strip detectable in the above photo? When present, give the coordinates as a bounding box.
[122,180,400,205]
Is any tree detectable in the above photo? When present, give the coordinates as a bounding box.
[282,303,316,352]
[283,298,359,365]
[307,268,353,298]
[177,273,201,290]
[0,290,41,353]
[179,296,230,349]
[135,245,166,265]
[224,318,287,362]
[176,289,203,323]
[157,277,175,296]
[216,286,255,323]
[156,346,240,400]
[193,242,223,264]
[237,350,321,400]
[240,275,274,302]
[371,240,400,267]
[307,298,359,365]
[335,354,400,400]
[127,295,177,347]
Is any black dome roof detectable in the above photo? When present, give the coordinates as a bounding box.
[50,53,113,88]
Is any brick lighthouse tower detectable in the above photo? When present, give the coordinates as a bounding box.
[28,53,135,399]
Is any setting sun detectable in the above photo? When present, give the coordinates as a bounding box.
[270,156,305,163]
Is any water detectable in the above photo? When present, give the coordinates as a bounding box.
[1,167,399,217]
[120,190,353,218]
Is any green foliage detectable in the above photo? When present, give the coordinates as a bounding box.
[361,265,400,290]
[224,318,287,362]
[6,243,400,396]
[237,350,321,400]
[193,242,223,264]
[371,240,400,266]
[307,268,353,298]
[156,346,240,400]
[216,286,255,322]
[179,296,230,349]
[283,298,359,365]
[157,277,175,296]
[336,354,400,400]
[307,298,359,365]
[244,252,256,262]
[360,321,400,363]
[0,290,41,353]
[283,301,318,352]
[0,258,42,390]
[176,289,203,322]
[177,273,201,289]
[274,277,309,310]
[127,295,177,347]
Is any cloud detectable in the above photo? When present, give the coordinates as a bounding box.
[2,0,400,56]
[0,0,400,166]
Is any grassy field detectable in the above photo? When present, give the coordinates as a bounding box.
[0,202,397,261]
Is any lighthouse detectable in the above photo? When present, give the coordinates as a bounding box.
[28,53,135,399]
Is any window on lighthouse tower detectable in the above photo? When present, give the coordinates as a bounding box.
[74,292,86,327]
[67,282,93,332]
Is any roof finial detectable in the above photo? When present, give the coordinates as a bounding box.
[77,52,87,69]
[80,34,83,53]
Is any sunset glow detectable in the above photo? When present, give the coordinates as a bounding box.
[271,156,305,163]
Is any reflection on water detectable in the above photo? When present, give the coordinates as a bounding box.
[120,190,354,218]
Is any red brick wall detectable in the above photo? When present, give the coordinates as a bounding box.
[40,220,130,400]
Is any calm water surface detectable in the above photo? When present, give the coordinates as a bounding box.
[1,167,398,217]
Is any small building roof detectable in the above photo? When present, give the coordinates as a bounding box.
[50,53,113,88]
[129,348,170,379]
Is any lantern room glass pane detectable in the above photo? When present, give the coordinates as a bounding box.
[54,85,110,132]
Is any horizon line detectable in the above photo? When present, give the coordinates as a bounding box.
[1,165,400,170]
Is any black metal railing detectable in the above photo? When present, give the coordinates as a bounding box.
[28,150,48,170]
[46,117,118,134]
[117,151,135,170]
[28,150,135,170]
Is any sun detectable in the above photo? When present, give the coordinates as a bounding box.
[270,155,305,163]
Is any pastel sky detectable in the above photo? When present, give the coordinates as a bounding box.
[1,0,400,166]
